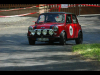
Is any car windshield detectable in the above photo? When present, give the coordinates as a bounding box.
[37,13,65,23]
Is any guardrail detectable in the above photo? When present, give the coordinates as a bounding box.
[0,4,38,9]
[0,4,100,17]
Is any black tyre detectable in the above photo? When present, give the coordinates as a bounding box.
[75,32,83,44]
[28,38,35,45]
[60,32,66,45]
[49,40,54,45]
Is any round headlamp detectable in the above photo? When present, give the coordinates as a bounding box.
[37,29,41,35]
[31,30,35,35]
[42,29,47,35]
[53,26,58,31]
[28,26,33,32]
[49,29,54,35]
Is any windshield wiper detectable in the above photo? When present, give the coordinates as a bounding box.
[46,20,52,22]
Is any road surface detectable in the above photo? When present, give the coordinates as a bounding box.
[0,16,100,71]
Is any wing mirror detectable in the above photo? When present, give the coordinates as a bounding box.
[35,21,37,24]
[32,21,37,24]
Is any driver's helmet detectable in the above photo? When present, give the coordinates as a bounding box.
[46,15,56,22]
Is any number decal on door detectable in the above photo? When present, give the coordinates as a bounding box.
[69,25,73,36]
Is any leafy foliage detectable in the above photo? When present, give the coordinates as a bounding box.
[72,43,100,61]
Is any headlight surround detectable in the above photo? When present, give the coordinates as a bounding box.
[28,26,33,32]
[49,29,54,35]
[37,29,41,35]
[53,26,58,31]
[42,29,47,35]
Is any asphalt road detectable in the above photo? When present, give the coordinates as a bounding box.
[0,16,100,71]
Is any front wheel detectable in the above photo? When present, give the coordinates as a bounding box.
[75,32,83,44]
[60,32,66,45]
[49,40,54,45]
[28,38,35,45]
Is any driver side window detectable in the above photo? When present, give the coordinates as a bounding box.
[66,15,72,23]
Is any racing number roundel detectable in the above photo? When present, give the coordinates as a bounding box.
[69,25,73,36]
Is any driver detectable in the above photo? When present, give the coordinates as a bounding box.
[46,15,56,22]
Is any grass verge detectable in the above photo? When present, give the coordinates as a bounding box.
[72,43,100,61]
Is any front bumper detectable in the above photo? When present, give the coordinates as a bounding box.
[27,33,60,41]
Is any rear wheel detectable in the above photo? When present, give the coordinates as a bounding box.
[28,38,35,45]
[60,32,66,45]
[75,32,83,44]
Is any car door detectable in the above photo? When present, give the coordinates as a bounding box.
[72,14,79,38]
[65,14,75,39]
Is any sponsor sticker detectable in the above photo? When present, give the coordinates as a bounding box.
[61,4,68,8]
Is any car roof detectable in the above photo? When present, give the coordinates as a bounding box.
[41,12,75,15]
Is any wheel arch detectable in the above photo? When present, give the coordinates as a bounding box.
[60,30,67,39]
[78,30,83,38]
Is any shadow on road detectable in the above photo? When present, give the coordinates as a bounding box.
[0,33,99,71]
[1,15,100,71]
[0,59,98,71]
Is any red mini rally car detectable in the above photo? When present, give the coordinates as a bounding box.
[27,12,83,45]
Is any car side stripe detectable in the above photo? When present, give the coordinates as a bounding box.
[34,25,37,29]
[50,24,58,29]
[50,25,54,29]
